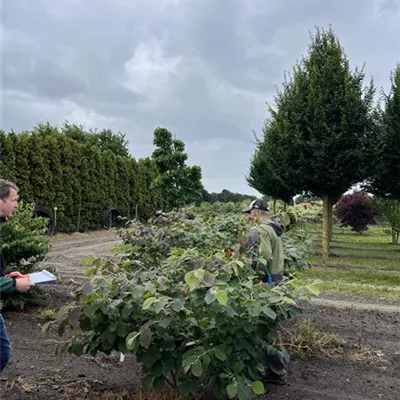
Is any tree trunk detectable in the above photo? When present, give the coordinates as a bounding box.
[328,199,333,241]
[273,199,277,215]
[322,196,330,260]
[392,228,399,245]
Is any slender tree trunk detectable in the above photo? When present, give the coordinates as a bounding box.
[273,199,277,215]
[322,196,330,260]
[392,228,399,245]
[328,199,333,241]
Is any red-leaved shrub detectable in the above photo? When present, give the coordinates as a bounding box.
[335,192,377,234]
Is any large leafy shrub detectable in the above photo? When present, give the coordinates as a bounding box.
[335,192,377,234]
[0,202,51,309]
[45,213,317,399]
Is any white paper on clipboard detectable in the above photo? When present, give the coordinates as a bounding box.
[28,269,57,284]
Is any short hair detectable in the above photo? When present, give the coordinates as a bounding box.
[0,179,19,201]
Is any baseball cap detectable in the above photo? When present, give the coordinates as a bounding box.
[242,198,269,213]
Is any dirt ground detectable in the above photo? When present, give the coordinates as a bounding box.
[1,233,399,400]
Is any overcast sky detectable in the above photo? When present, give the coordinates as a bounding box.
[1,0,399,194]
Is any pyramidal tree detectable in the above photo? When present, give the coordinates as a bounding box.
[261,26,376,258]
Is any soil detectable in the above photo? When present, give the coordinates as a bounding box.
[1,233,399,400]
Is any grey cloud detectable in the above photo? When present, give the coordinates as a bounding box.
[2,0,399,193]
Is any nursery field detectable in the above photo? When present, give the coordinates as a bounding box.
[1,227,399,400]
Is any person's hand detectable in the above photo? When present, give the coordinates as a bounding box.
[15,277,34,292]
[5,271,26,279]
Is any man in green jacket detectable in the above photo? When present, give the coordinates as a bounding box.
[242,198,284,284]
[0,179,33,372]
[242,198,288,385]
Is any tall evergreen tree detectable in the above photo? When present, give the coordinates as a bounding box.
[263,27,376,258]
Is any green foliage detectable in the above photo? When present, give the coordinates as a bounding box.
[152,127,203,211]
[0,123,161,232]
[247,123,295,203]
[254,26,377,257]
[0,202,51,309]
[264,26,376,201]
[377,199,400,244]
[281,229,315,272]
[203,189,257,204]
[365,65,400,200]
[45,212,316,399]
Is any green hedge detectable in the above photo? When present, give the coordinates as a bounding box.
[0,125,161,232]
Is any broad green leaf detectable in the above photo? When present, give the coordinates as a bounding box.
[216,290,228,306]
[243,322,254,333]
[185,271,197,290]
[214,347,227,361]
[191,359,203,377]
[226,383,238,399]
[251,381,265,395]
[172,298,184,312]
[234,360,244,373]
[116,322,129,337]
[125,332,140,350]
[262,306,277,320]
[142,297,158,310]
[205,288,217,304]
[139,327,152,349]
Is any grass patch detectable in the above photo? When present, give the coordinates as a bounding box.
[303,223,400,301]
[307,279,400,301]
[305,266,400,287]
[308,255,400,271]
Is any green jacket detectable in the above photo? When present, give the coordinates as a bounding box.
[244,221,284,275]
[0,276,16,296]
[0,217,16,296]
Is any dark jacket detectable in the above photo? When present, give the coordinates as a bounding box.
[0,218,16,296]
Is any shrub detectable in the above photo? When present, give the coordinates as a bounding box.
[335,192,377,234]
[0,201,51,309]
[377,199,400,244]
[44,213,317,399]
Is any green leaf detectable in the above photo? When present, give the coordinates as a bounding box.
[243,322,254,333]
[139,327,153,349]
[226,383,238,399]
[142,297,158,310]
[178,379,198,396]
[251,381,265,395]
[205,288,217,304]
[83,303,98,318]
[191,359,203,377]
[172,298,184,312]
[185,271,197,290]
[214,347,227,361]
[262,306,277,320]
[126,331,140,350]
[216,290,228,306]
[269,295,282,304]
[116,322,129,337]
[234,360,244,373]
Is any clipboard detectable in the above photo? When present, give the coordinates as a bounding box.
[28,269,57,284]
